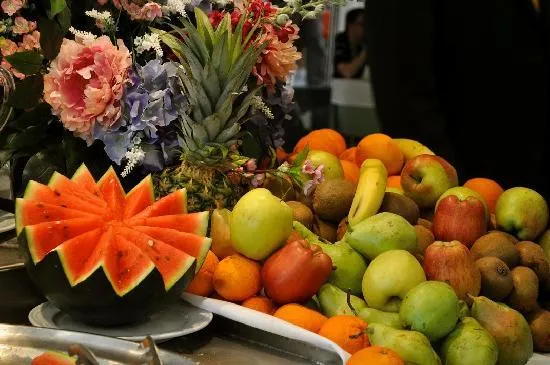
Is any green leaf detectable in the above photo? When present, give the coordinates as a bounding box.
[46,0,68,19]
[38,17,65,59]
[8,104,52,130]
[1,125,49,150]
[5,51,43,75]
[56,5,72,32]
[194,7,215,52]
[293,146,310,168]
[215,123,240,143]
[150,28,186,62]
[176,19,209,64]
[202,113,223,140]
[0,149,14,167]
[22,147,66,187]
[202,62,221,104]
[8,75,44,109]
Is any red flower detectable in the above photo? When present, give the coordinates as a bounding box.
[208,10,224,28]
[276,23,297,43]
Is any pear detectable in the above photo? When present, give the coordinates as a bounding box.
[345,212,418,260]
[441,317,498,365]
[292,221,368,295]
[358,307,404,329]
[366,323,441,365]
[317,283,367,317]
[471,296,533,365]
[316,241,367,295]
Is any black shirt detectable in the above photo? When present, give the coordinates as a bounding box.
[333,32,366,78]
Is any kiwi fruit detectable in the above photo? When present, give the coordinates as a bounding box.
[529,309,550,352]
[516,241,550,284]
[263,174,296,201]
[379,192,420,225]
[470,231,520,268]
[506,266,539,314]
[416,218,433,231]
[312,179,355,222]
[475,257,514,300]
[336,216,348,241]
[312,216,338,242]
[414,225,435,254]
[286,201,314,229]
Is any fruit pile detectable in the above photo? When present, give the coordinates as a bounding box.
[188,130,550,365]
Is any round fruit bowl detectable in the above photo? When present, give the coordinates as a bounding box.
[17,165,211,326]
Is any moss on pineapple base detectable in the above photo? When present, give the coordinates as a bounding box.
[154,161,246,212]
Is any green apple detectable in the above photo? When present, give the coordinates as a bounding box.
[495,187,549,241]
[401,154,458,208]
[306,150,344,180]
[362,250,426,311]
[436,186,490,221]
[230,188,293,260]
[317,241,367,295]
[345,212,418,260]
[400,281,459,341]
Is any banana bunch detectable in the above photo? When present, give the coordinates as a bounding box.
[393,138,435,161]
[348,159,388,227]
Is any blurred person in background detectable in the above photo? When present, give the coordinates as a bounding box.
[365,0,550,197]
[333,8,367,79]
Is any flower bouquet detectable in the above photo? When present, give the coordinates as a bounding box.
[0,0,338,210]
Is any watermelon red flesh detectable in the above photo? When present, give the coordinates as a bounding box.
[97,167,126,220]
[105,235,156,295]
[132,188,187,219]
[55,228,105,285]
[32,351,76,365]
[71,164,102,198]
[132,226,211,272]
[123,175,154,219]
[126,212,209,236]
[15,199,98,235]
[48,172,107,209]
[23,180,105,216]
[25,217,104,263]
[114,226,196,290]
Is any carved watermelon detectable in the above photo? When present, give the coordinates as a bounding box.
[18,165,211,326]
[32,351,76,365]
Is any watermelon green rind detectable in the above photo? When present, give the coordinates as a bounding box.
[132,188,188,219]
[123,174,155,219]
[20,229,196,326]
[32,351,76,365]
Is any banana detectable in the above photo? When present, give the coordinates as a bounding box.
[393,138,435,161]
[348,159,388,227]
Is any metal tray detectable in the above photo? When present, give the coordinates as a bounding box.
[0,324,196,364]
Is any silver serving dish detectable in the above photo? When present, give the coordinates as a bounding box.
[0,324,196,364]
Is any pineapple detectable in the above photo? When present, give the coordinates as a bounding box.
[153,9,266,211]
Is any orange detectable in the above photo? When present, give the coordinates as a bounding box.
[387,175,402,189]
[463,177,504,213]
[341,160,360,184]
[356,133,404,175]
[294,129,347,156]
[273,304,328,332]
[276,147,288,163]
[318,315,369,355]
[347,346,404,365]
[212,254,262,301]
[185,251,219,297]
[242,296,277,314]
[340,147,358,163]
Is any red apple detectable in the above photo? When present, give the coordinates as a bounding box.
[423,240,481,302]
[432,194,487,247]
[400,155,458,208]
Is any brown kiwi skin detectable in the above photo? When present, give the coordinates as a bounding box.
[286,201,314,229]
[516,241,550,285]
[475,257,514,301]
[470,231,521,268]
[414,225,435,254]
[379,192,420,225]
[312,216,338,242]
[529,309,550,352]
[506,266,539,314]
[416,218,433,231]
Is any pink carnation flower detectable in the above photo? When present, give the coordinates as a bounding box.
[43,36,132,141]
[12,16,36,34]
[141,2,162,21]
[19,31,40,50]
[1,0,24,16]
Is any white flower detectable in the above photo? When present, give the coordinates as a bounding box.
[212,0,233,6]
[68,27,96,44]
[163,0,188,17]
[121,145,145,178]
[85,9,114,32]
[134,33,163,58]
[251,95,274,119]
